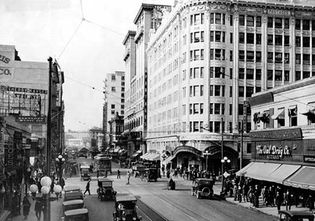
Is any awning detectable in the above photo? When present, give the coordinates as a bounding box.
[163,155,174,165]
[236,162,281,181]
[268,164,301,184]
[284,166,315,190]
[236,162,254,176]
[271,108,285,120]
[140,153,160,161]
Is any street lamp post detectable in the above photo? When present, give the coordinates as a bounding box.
[55,154,65,185]
[220,156,231,196]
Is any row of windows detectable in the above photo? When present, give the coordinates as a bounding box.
[189,67,204,79]
[295,71,315,81]
[189,103,204,115]
[239,86,258,97]
[210,103,225,115]
[267,52,290,64]
[190,31,204,43]
[209,85,225,97]
[239,68,261,80]
[210,31,225,43]
[189,121,204,132]
[189,85,204,97]
[267,70,290,81]
[190,49,204,61]
[210,49,225,61]
[239,33,261,45]
[190,13,205,26]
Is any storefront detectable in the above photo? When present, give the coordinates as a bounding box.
[238,128,315,189]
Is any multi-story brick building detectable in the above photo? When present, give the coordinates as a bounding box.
[146,0,315,174]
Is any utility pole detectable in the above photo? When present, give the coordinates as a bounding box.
[45,57,52,221]
[240,120,244,169]
[220,117,224,194]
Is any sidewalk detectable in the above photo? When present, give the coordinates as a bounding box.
[8,193,63,221]
[172,176,311,219]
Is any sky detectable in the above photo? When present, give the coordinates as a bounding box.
[0,0,174,131]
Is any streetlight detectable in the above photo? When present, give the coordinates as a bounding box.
[55,154,65,185]
[220,156,231,196]
[29,176,62,220]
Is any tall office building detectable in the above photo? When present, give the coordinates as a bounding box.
[103,71,125,149]
[146,0,315,173]
[123,4,172,154]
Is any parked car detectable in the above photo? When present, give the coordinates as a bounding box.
[61,208,89,221]
[62,199,84,213]
[64,186,83,201]
[191,178,214,199]
[279,210,314,221]
[113,194,142,221]
[97,178,116,201]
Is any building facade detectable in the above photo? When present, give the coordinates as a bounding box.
[146,0,315,173]
[103,71,125,150]
[123,4,172,156]
[244,77,315,189]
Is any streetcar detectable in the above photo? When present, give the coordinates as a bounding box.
[94,156,112,177]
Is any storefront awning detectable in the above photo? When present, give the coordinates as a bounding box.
[163,155,174,165]
[236,162,281,181]
[236,162,255,176]
[284,166,315,190]
[268,164,301,184]
[271,108,285,120]
[140,153,160,161]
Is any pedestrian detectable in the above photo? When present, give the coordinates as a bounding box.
[126,170,131,184]
[35,198,43,221]
[275,191,283,213]
[22,195,31,220]
[285,190,292,211]
[306,194,314,211]
[117,169,121,179]
[84,179,91,195]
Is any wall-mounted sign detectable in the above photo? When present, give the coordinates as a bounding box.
[304,155,315,163]
[0,54,10,64]
[0,67,13,82]
[17,116,46,123]
[256,144,292,158]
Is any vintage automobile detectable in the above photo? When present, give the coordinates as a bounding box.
[279,210,314,221]
[61,208,89,221]
[145,168,158,182]
[113,194,142,221]
[80,165,91,181]
[62,199,84,213]
[97,178,116,201]
[64,186,83,201]
[191,178,214,199]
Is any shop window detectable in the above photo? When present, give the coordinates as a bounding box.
[289,106,297,126]
[247,33,254,44]
[246,143,252,153]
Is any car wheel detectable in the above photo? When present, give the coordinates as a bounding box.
[202,187,211,197]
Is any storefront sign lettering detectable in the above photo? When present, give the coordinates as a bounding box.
[267,9,290,16]
[0,67,12,75]
[0,54,10,64]
[256,144,292,158]
[304,156,315,163]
